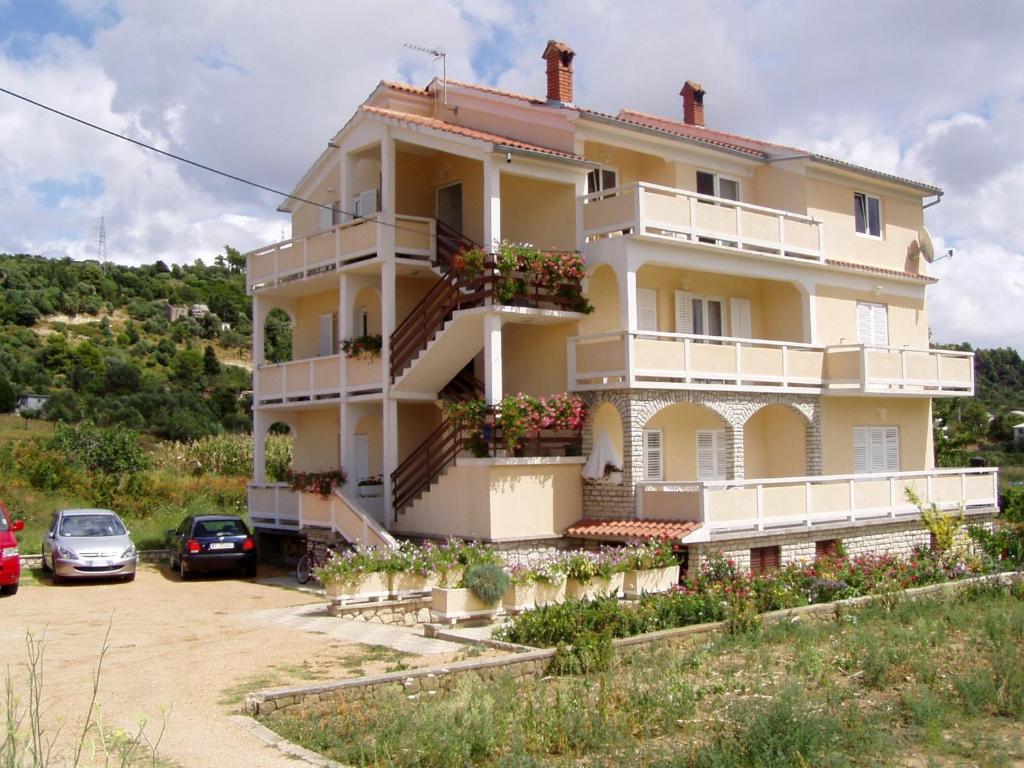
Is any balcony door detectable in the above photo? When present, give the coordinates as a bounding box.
[675,291,723,338]
[319,312,337,357]
[353,434,370,483]
[436,182,463,235]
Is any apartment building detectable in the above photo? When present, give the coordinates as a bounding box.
[247,41,996,567]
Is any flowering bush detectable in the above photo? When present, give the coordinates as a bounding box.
[496,392,588,451]
[340,335,382,359]
[508,559,566,586]
[314,546,390,584]
[562,549,619,582]
[615,539,678,571]
[284,468,347,496]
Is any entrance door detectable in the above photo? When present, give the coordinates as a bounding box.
[436,182,463,234]
[353,434,370,482]
[319,313,336,357]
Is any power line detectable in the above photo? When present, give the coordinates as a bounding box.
[0,84,430,239]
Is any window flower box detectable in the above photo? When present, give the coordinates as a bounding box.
[324,571,390,605]
[502,578,567,613]
[430,587,502,624]
[357,484,383,498]
[566,572,624,601]
[622,565,680,598]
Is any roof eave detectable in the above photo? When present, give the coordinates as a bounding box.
[809,155,942,196]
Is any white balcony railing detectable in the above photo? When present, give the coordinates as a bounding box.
[248,483,300,530]
[246,215,435,292]
[825,345,974,395]
[255,354,344,404]
[637,468,998,541]
[581,182,824,261]
[568,332,975,396]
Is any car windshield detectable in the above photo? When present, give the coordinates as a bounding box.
[59,514,126,538]
[194,519,247,537]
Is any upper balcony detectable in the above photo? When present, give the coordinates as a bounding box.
[581,182,825,263]
[568,331,974,397]
[246,214,435,293]
[254,353,384,407]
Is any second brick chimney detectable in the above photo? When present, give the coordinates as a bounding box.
[681,81,705,127]
[542,40,575,105]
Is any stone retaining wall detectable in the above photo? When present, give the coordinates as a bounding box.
[328,596,432,625]
[246,570,1020,720]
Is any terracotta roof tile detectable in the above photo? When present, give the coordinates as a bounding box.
[381,80,430,96]
[360,105,585,161]
[442,78,546,105]
[825,259,938,283]
[615,108,794,158]
[565,518,703,542]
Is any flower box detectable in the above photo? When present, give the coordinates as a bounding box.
[357,484,384,498]
[622,565,680,598]
[389,571,438,597]
[430,587,501,624]
[324,571,390,604]
[502,579,567,612]
[566,573,624,601]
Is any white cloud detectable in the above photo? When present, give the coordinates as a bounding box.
[1,0,1023,350]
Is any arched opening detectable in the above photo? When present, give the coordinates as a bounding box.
[264,421,294,481]
[589,401,624,472]
[579,264,620,335]
[744,405,808,478]
[351,287,382,339]
[642,403,728,481]
[264,308,293,364]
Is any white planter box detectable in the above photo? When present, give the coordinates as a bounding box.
[357,485,384,498]
[502,579,567,612]
[389,572,438,597]
[566,573,624,601]
[430,587,501,624]
[325,571,390,604]
[622,565,680,598]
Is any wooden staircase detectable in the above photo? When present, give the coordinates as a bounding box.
[440,366,485,403]
[390,417,462,517]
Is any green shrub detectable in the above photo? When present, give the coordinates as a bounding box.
[548,631,613,675]
[462,563,509,605]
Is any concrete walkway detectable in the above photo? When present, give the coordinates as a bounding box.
[247,602,462,655]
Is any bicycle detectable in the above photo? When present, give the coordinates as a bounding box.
[296,538,334,585]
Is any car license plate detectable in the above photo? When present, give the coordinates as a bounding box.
[208,542,234,550]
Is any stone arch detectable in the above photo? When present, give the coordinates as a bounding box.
[262,307,294,364]
[588,401,625,471]
[351,286,382,337]
[253,412,297,483]
[640,400,732,482]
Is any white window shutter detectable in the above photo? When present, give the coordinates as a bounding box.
[883,427,899,471]
[872,304,889,347]
[319,203,332,231]
[319,313,335,357]
[716,431,727,479]
[730,297,752,338]
[853,427,868,473]
[643,430,663,481]
[674,291,693,334]
[857,303,872,344]
[638,289,659,332]
[869,428,886,473]
[697,429,725,481]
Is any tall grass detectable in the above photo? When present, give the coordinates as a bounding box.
[151,432,291,479]
[268,580,1024,768]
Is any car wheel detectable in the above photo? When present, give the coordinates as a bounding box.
[40,548,51,572]
[123,573,136,583]
[179,559,190,581]
[0,583,17,596]
[51,573,63,586]
[244,563,258,579]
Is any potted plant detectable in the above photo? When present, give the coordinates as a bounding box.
[388,541,438,596]
[431,562,509,624]
[317,547,390,604]
[617,539,680,598]
[284,468,348,497]
[357,476,384,497]
[502,561,567,612]
[564,550,624,601]
[340,334,383,359]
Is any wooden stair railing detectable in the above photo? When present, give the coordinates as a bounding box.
[435,220,477,269]
[391,417,461,517]
[440,367,485,403]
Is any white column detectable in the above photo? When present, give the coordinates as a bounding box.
[573,174,587,251]
[483,154,501,250]
[623,267,638,330]
[382,398,398,522]
[381,259,396,390]
[380,132,396,257]
[253,409,269,483]
[252,293,266,365]
[338,273,348,398]
[484,313,503,405]
[339,154,350,222]
[799,281,817,344]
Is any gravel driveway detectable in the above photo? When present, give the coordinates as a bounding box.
[0,564,469,767]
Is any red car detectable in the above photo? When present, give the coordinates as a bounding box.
[1,501,24,596]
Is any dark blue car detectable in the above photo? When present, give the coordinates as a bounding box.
[167,515,258,580]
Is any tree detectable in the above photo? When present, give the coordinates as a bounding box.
[203,345,221,376]
[172,349,204,385]
[0,375,16,412]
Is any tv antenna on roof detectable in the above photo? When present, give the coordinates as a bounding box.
[404,43,453,111]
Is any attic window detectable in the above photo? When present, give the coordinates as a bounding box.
[854,192,881,237]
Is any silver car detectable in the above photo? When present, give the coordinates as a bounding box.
[41,509,137,584]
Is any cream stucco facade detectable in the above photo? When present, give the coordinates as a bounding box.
[246,41,992,552]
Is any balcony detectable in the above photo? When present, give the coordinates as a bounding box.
[255,355,343,405]
[825,345,974,395]
[246,215,435,293]
[637,468,998,541]
[568,332,974,396]
[581,182,824,262]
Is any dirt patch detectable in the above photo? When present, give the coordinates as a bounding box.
[0,565,481,767]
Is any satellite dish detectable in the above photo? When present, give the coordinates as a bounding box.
[919,226,935,263]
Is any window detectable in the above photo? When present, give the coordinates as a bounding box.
[696,171,740,201]
[729,298,752,339]
[587,168,618,196]
[355,306,369,337]
[643,429,663,481]
[674,292,724,337]
[696,429,726,481]
[637,288,658,332]
[750,545,781,575]
[353,188,379,219]
[857,301,889,347]
[853,426,899,474]
[815,539,839,559]
[854,192,881,237]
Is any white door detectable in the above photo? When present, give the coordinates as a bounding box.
[354,434,370,482]
[319,313,336,357]
[437,182,463,233]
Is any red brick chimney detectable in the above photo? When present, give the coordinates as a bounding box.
[681,81,705,127]
[542,40,575,105]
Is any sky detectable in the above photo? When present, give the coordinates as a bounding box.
[0,0,1022,350]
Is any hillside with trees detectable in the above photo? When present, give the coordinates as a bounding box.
[0,249,286,441]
